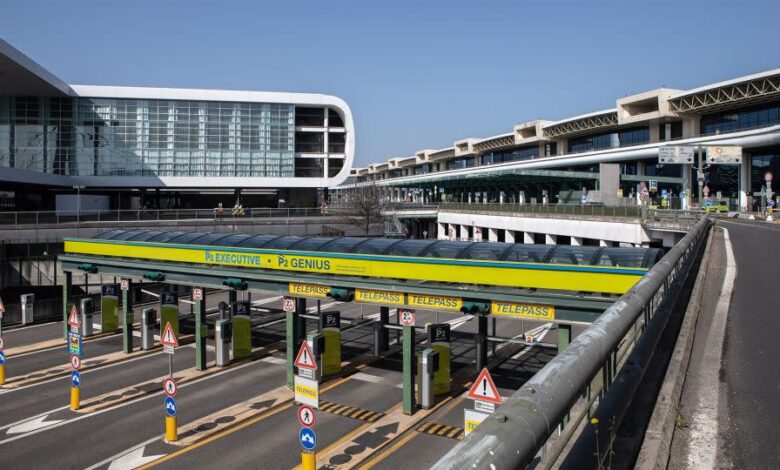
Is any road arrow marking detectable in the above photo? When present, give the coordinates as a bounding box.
[108,446,164,470]
[7,415,64,434]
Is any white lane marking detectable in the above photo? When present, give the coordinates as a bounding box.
[10,332,122,359]
[365,309,398,320]
[6,415,64,434]
[307,302,341,313]
[85,435,162,470]
[351,372,384,383]
[447,315,473,330]
[0,358,262,446]
[260,356,286,365]
[0,406,69,432]
[685,227,735,470]
[107,445,165,470]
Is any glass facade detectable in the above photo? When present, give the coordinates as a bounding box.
[0,95,302,177]
[751,150,780,194]
[701,101,780,136]
[567,127,649,154]
[481,145,539,165]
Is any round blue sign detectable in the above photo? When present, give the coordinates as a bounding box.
[0,351,6,365]
[299,427,316,450]
[164,396,177,417]
[704,199,714,207]
[71,371,81,388]
[768,199,776,207]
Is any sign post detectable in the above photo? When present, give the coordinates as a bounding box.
[294,341,319,408]
[160,321,179,442]
[399,308,416,415]
[68,304,82,410]
[0,296,5,385]
[464,368,502,436]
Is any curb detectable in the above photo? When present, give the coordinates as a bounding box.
[635,226,715,470]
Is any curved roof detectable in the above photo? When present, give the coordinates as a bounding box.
[91,230,663,269]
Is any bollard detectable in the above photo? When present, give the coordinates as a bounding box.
[301,450,316,470]
[80,298,93,337]
[0,364,5,385]
[141,308,156,350]
[165,416,178,442]
[70,386,80,410]
[215,319,232,367]
[419,348,439,409]
[21,293,34,325]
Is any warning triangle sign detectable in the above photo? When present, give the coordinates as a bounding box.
[467,368,502,405]
[294,341,317,370]
[67,305,81,327]
[160,322,179,348]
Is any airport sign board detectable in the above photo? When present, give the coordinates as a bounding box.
[658,146,694,164]
[707,145,742,164]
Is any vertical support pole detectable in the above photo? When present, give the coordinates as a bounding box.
[475,315,488,372]
[122,279,133,354]
[558,324,572,352]
[63,271,72,340]
[379,306,390,351]
[286,297,306,389]
[194,288,207,371]
[402,324,416,415]
[491,317,497,354]
[228,289,237,306]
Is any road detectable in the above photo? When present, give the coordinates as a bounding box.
[670,220,780,469]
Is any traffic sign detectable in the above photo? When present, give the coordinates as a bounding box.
[766,172,774,183]
[294,375,320,409]
[164,396,177,417]
[703,185,710,196]
[298,405,316,427]
[0,296,5,314]
[399,309,415,327]
[120,279,129,291]
[283,296,296,313]
[467,368,502,405]
[163,377,177,397]
[294,341,317,370]
[704,199,714,207]
[192,287,203,301]
[161,322,179,348]
[68,331,82,355]
[474,399,495,414]
[0,351,5,365]
[299,427,316,450]
[67,305,80,328]
[71,371,81,388]
[707,145,742,164]
[0,337,4,351]
[464,409,489,436]
[70,354,82,370]
[768,199,776,208]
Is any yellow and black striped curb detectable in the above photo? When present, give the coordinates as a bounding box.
[319,401,385,422]
[415,421,465,440]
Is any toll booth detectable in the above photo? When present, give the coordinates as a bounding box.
[215,319,232,367]
[80,297,94,337]
[20,293,34,325]
[231,301,251,359]
[100,284,120,333]
[319,311,341,376]
[141,308,156,350]
[160,292,179,336]
[428,324,452,395]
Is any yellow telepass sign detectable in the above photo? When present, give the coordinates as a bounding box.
[491,301,555,320]
[294,375,319,409]
[355,288,403,305]
[407,293,462,311]
[289,283,331,298]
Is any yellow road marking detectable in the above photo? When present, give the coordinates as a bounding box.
[358,430,418,470]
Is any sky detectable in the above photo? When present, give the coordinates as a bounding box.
[2,0,779,167]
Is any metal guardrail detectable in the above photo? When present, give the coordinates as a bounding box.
[0,207,330,226]
[435,216,711,469]
[439,202,644,218]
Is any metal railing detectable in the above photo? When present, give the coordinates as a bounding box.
[439,202,644,218]
[435,216,711,469]
[0,207,331,226]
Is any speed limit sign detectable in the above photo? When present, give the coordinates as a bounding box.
[192,287,203,301]
[399,309,415,327]
[120,279,129,291]
[283,296,296,313]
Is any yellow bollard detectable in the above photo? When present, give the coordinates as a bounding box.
[70,386,80,410]
[301,451,316,470]
[165,416,178,442]
[0,364,5,385]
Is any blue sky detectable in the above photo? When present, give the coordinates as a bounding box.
[2,0,779,167]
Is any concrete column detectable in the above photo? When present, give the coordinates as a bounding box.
[437,223,447,240]
[600,240,609,247]
[523,232,534,244]
[499,191,505,204]
[468,192,472,204]
[545,234,557,245]
[461,225,470,241]
[505,230,516,243]
[637,161,646,176]
[488,228,498,242]
[571,237,583,246]
[739,155,750,211]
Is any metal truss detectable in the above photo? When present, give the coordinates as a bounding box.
[543,112,619,138]
[669,75,780,113]
[428,148,455,161]
[473,134,515,152]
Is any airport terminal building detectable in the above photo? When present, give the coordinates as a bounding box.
[344,69,780,212]
[0,39,355,211]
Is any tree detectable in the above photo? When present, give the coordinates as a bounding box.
[336,181,388,236]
